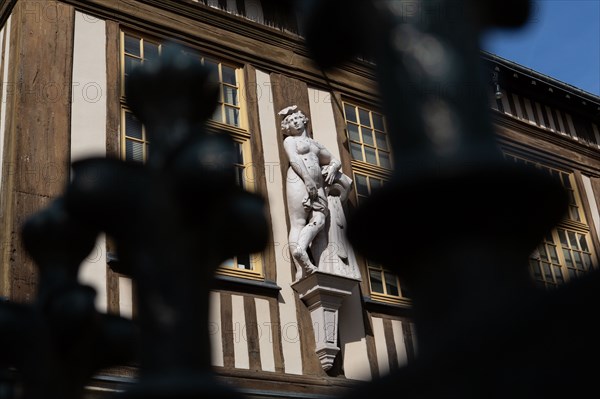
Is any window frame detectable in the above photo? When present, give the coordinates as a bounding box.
[342,101,393,171]
[504,153,597,288]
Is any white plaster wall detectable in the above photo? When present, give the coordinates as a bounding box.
[209,291,225,367]
[371,316,389,375]
[232,294,250,369]
[391,320,408,366]
[338,286,371,380]
[255,297,276,372]
[308,88,340,161]
[0,16,11,195]
[118,276,133,318]
[256,69,303,374]
[70,11,108,311]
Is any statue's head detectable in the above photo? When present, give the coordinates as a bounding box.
[279,105,309,135]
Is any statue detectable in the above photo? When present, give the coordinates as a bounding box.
[279,105,359,281]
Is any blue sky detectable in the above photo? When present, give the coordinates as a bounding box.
[481,0,600,96]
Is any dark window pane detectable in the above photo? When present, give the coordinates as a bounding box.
[355,174,369,196]
[344,104,357,122]
[379,151,392,169]
[542,262,552,280]
[582,253,593,270]
[563,249,574,267]
[223,86,238,106]
[144,42,159,61]
[573,252,583,270]
[376,132,388,150]
[359,108,370,126]
[350,142,364,161]
[234,142,244,165]
[369,269,384,293]
[539,245,548,260]
[384,272,399,296]
[124,35,140,56]
[126,140,144,162]
[579,234,589,252]
[561,173,572,188]
[365,146,377,165]
[125,112,143,139]
[125,56,142,77]
[567,231,578,248]
[225,106,240,126]
[235,166,244,187]
[222,65,236,85]
[569,206,580,222]
[362,128,374,146]
[553,265,564,284]
[347,123,360,142]
[558,230,568,247]
[373,113,385,131]
[370,178,383,192]
[548,245,559,263]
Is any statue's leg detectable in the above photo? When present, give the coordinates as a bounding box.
[293,211,326,275]
[288,218,307,281]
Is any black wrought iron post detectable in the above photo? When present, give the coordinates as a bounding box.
[61,44,268,399]
[302,0,600,397]
[0,197,138,399]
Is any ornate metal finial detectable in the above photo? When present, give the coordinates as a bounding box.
[62,42,269,399]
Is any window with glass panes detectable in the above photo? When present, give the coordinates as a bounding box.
[119,31,262,279]
[343,102,408,303]
[343,102,392,169]
[505,154,596,288]
[121,33,160,162]
[368,261,411,303]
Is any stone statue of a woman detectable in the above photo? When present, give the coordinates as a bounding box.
[279,105,360,281]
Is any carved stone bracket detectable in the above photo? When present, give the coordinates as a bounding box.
[291,271,360,371]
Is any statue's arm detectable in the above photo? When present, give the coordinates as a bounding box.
[317,144,341,185]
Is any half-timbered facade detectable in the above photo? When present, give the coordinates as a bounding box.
[0,1,599,398]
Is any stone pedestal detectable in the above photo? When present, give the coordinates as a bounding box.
[291,271,360,371]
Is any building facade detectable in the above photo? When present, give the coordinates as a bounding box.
[0,1,599,398]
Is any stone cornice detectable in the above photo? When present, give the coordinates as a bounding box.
[58,0,379,101]
[492,111,600,176]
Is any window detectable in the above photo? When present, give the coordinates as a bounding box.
[368,260,411,304]
[343,102,392,170]
[505,154,596,288]
[353,172,385,207]
[121,34,161,162]
[119,31,262,279]
[343,101,408,303]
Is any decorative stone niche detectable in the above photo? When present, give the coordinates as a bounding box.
[292,271,360,371]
